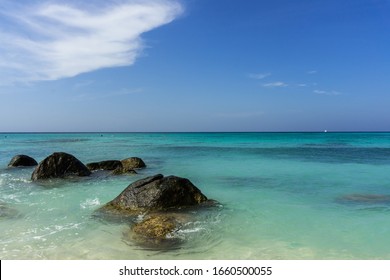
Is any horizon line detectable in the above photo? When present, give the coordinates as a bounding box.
[1,131,390,134]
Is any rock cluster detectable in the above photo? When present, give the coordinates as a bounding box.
[86,157,145,175]
[5,152,146,181]
[97,174,217,248]
[6,152,217,249]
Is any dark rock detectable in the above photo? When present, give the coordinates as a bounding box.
[98,174,208,216]
[31,152,91,181]
[86,160,122,171]
[8,155,38,167]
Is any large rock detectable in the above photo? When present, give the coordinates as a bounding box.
[99,174,208,215]
[86,160,122,171]
[8,155,38,167]
[31,152,91,181]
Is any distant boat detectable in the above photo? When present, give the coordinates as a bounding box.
[324,130,327,133]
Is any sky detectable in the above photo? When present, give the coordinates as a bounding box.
[0,0,389,132]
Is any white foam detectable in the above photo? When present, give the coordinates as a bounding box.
[80,198,101,209]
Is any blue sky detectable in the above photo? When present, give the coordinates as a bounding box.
[0,0,389,132]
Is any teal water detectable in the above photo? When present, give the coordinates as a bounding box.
[1,132,390,259]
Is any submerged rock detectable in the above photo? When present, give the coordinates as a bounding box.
[123,212,196,249]
[31,152,91,181]
[111,166,137,176]
[133,215,177,238]
[0,202,21,219]
[86,160,122,171]
[336,194,390,204]
[8,155,38,167]
[98,174,208,216]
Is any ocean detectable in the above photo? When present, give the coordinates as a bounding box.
[1,132,390,259]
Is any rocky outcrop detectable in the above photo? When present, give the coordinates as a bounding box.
[99,174,208,215]
[8,155,38,167]
[86,160,122,171]
[31,152,91,181]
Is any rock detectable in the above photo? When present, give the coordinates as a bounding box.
[8,155,38,167]
[31,152,91,181]
[111,167,137,175]
[124,214,184,249]
[0,202,21,219]
[99,174,208,216]
[120,157,146,170]
[337,194,390,204]
[133,215,178,238]
[86,160,122,171]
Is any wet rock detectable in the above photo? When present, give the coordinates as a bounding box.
[98,174,208,216]
[86,160,122,171]
[109,157,145,175]
[120,157,146,170]
[31,152,91,181]
[133,215,177,238]
[111,167,137,175]
[123,214,186,249]
[8,155,38,167]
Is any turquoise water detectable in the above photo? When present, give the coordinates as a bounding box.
[1,132,390,259]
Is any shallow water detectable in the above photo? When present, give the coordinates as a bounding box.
[1,132,390,259]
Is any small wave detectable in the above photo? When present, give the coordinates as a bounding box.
[80,198,101,209]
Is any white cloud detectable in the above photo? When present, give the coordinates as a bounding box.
[0,0,183,83]
[262,81,288,88]
[314,89,341,96]
[249,73,271,80]
[307,70,317,74]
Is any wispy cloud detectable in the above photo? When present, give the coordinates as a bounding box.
[262,81,288,88]
[307,70,317,74]
[249,73,271,80]
[314,89,341,96]
[0,0,183,84]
